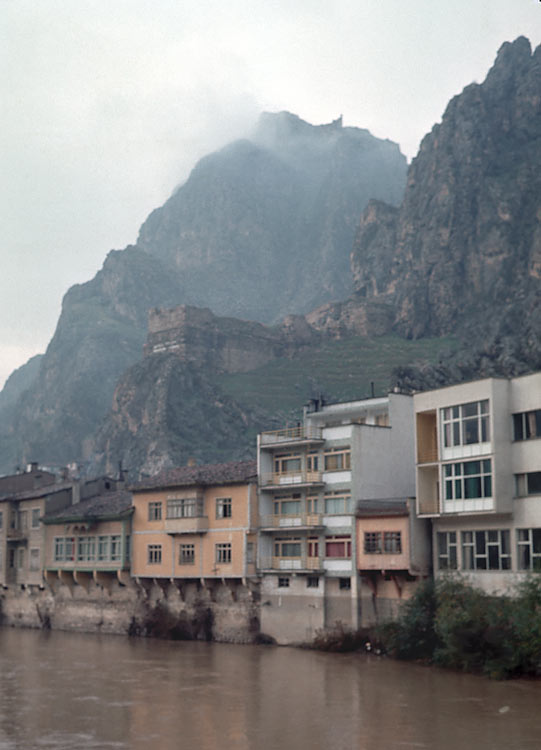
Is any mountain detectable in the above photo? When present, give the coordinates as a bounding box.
[0,113,407,473]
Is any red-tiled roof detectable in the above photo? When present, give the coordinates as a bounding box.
[131,460,257,491]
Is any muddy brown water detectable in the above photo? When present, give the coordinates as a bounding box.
[0,628,540,749]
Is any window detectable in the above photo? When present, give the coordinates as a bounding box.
[273,538,301,558]
[98,536,109,561]
[148,502,162,521]
[167,498,197,518]
[307,495,319,514]
[364,532,402,554]
[179,544,195,565]
[31,509,40,529]
[307,538,319,558]
[8,549,15,569]
[514,410,541,441]
[148,544,162,564]
[278,576,290,588]
[325,536,351,558]
[273,494,301,515]
[515,472,541,497]
[54,537,75,562]
[274,453,301,474]
[307,452,319,471]
[517,529,541,571]
[17,548,24,569]
[364,532,382,553]
[18,511,28,531]
[444,460,492,501]
[0,511,2,529]
[77,536,96,562]
[462,530,510,570]
[110,536,121,562]
[246,542,254,564]
[307,576,319,588]
[125,535,130,562]
[339,577,351,590]
[215,543,232,564]
[437,531,458,570]
[216,497,232,519]
[324,491,351,514]
[324,448,351,472]
[30,548,40,571]
[442,400,490,447]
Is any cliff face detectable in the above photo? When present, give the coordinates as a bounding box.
[0,113,406,472]
[350,37,541,351]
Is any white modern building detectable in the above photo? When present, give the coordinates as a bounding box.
[256,391,417,644]
[414,371,541,593]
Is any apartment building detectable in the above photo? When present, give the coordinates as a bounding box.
[42,488,133,591]
[257,392,416,644]
[130,460,258,587]
[414,372,541,593]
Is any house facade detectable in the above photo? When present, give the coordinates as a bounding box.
[257,392,416,644]
[414,372,541,592]
[130,461,258,588]
[42,488,133,592]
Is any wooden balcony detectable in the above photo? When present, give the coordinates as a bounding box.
[417,448,439,464]
[260,513,324,530]
[164,516,209,534]
[259,426,323,447]
[260,470,323,489]
[6,528,28,541]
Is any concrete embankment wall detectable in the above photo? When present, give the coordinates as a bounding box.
[0,578,261,644]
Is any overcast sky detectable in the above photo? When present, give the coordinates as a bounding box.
[1,0,540,389]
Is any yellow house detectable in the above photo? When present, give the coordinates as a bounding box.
[130,460,258,583]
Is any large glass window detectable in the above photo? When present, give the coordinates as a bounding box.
[517,529,541,571]
[324,448,351,472]
[444,460,492,500]
[167,498,197,518]
[461,530,510,570]
[274,454,301,474]
[437,531,458,570]
[442,400,490,447]
[325,536,351,558]
[273,494,301,515]
[77,536,96,562]
[513,410,541,441]
[273,538,301,557]
[515,472,541,497]
[324,491,351,514]
[364,532,402,554]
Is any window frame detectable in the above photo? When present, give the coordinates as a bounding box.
[461,529,510,571]
[325,535,352,558]
[179,543,195,565]
[148,501,162,521]
[323,448,351,472]
[513,409,541,441]
[215,543,232,564]
[215,497,232,519]
[147,544,162,564]
[437,531,458,570]
[517,528,541,571]
[441,400,490,448]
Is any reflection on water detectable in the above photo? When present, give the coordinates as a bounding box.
[0,628,540,749]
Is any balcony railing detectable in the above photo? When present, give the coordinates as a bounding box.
[417,448,439,464]
[260,470,323,487]
[260,513,323,529]
[164,516,209,534]
[6,528,28,540]
[259,426,323,446]
[417,496,440,515]
[259,555,322,571]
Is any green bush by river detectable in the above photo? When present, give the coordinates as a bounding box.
[381,577,541,679]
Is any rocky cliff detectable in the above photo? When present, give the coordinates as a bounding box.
[349,37,541,355]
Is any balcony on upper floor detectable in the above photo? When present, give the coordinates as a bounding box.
[259,470,324,490]
[164,516,209,534]
[259,512,324,531]
[259,425,324,449]
[259,555,323,572]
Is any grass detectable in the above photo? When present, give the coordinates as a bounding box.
[212,334,456,422]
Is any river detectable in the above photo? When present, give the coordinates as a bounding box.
[0,628,540,749]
